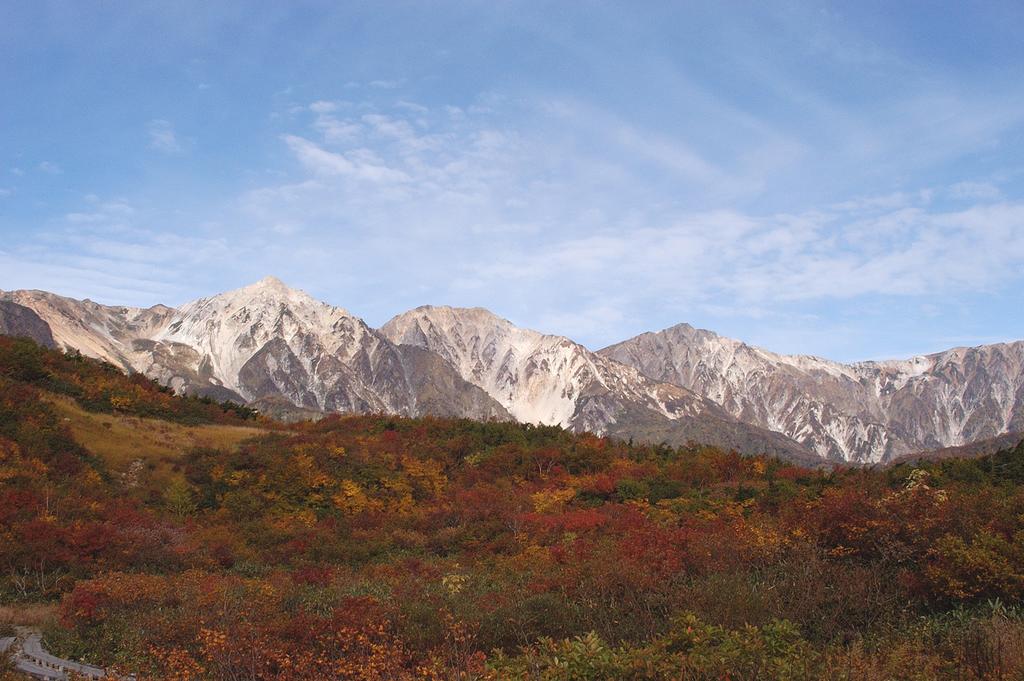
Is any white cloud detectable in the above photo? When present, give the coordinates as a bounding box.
[948,181,1001,201]
[0,202,236,307]
[469,194,1024,311]
[281,134,410,183]
[362,114,418,142]
[396,100,429,114]
[533,302,628,339]
[270,223,301,235]
[38,161,62,174]
[148,119,184,154]
[22,82,1009,352]
[312,114,362,145]
[309,100,339,113]
[230,97,1024,347]
[830,192,916,213]
[65,200,135,225]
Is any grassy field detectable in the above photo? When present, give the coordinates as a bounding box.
[0,603,57,629]
[46,395,269,491]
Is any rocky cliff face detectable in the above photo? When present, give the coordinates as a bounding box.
[0,301,56,348]
[600,323,1024,463]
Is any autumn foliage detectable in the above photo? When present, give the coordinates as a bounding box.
[3,337,1024,679]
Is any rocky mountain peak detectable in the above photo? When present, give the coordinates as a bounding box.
[254,274,289,289]
[202,277,345,315]
[389,305,519,337]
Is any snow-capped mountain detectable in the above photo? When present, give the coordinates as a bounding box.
[3,278,1020,465]
[381,306,817,462]
[0,282,814,461]
[600,323,1024,463]
[0,278,508,422]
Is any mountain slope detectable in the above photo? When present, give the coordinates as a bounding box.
[601,323,1024,463]
[1,279,509,422]
[381,306,817,462]
[0,288,173,365]
[893,431,1024,464]
[0,300,56,348]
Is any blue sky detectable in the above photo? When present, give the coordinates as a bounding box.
[1,1,1023,361]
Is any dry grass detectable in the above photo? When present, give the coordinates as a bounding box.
[45,395,279,495]
[957,615,1024,681]
[47,395,266,471]
[0,603,57,628]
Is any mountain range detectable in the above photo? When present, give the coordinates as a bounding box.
[601,324,1024,463]
[2,276,1021,465]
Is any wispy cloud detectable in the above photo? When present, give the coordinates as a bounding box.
[1,198,236,305]
[147,119,184,154]
[37,161,62,174]
[227,96,1024,350]
[65,198,135,225]
[473,195,1024,307]
[948,181,1001,201]
[281,134,410,183]
[309,100,339,114]
[3,2,1023,359]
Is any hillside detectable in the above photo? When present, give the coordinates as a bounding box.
[895,431,1024,464]
[2,337,1024,679]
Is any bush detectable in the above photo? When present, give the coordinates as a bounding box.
[486,614,821,680]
